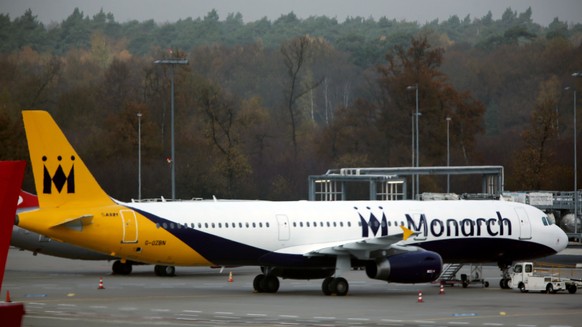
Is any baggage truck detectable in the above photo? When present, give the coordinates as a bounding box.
[509,262,581,294]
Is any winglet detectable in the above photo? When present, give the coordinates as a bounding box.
[400,225,416,241]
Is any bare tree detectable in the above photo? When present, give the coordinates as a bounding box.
[281,35,324,157]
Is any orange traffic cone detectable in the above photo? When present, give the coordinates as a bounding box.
[417,290,424,303]
[98,277,105,289]
[439,284,445,295]
[5,290,12,302]
[228,271,233,283]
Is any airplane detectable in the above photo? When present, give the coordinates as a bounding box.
[14,110,568,296]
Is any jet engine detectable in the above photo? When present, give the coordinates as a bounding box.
[366,251,442,283]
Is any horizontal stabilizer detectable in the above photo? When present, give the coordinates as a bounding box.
[50,214,93,230]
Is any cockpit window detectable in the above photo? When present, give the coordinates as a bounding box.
[541,216,553,226]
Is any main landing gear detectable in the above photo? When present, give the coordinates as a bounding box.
[252,274,350,296]
[154,265,176,276]
[253,257,352,296]
[253,274,280,293]
[111,260,176,277]
[112,260,132,275]
[322,277,349,296]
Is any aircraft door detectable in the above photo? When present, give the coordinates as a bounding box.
[276,214,290,241]
[515,207,532,240]
[120,210,139,243]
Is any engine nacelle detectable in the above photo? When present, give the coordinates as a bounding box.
[366,251,442,283]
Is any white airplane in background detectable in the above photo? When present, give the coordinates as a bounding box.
[14,110,568,296]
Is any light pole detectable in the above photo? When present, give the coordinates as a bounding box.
[411,113,415,198]
[154,58,189,199]
[572,72,582,236]
[407,84,420,198]
[446,117,451,193]
[137,112,142,200]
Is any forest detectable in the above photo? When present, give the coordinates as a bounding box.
[0,7,581,201]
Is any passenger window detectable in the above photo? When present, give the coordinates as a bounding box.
[266,222,270,228]
[218,223,222,228]
[211,223,215,228]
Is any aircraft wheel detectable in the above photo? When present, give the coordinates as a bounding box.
[260,275,280,293]
[155,265,176,277]
[330,277,349,296]
[253,274,265,293]
[112,260,132,275]
[322,277,333,296]
[165,265,176,276]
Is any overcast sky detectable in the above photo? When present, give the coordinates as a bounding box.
[1,0,581,26]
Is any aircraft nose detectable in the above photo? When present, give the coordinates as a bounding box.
[554,226,568,253]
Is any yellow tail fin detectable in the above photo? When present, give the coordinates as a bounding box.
[22,111,115,208]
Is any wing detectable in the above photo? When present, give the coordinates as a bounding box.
[275,226,422,260]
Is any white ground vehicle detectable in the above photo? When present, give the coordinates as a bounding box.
[509,262,581,294]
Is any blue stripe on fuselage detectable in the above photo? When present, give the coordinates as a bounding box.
[130,207,270,265]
